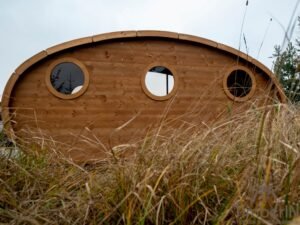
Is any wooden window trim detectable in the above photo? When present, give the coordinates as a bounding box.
[45,57,90,100]
[141,63,179,101]
[223,65,256,102]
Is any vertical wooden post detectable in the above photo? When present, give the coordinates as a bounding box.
[166,74,169,95]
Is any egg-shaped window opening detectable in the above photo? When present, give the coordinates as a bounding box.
[46,58,90,100]
[142,65,178,101]
[223,66,256,102]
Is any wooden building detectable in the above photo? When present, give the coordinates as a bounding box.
[1,31,285,161]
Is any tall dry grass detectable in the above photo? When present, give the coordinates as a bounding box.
[0,103,299,224]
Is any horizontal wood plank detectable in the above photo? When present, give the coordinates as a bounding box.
[6,37,279,160]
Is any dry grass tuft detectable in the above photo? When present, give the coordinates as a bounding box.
[0,104,299,224]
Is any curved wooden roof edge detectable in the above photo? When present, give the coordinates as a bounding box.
[1,30,287,134]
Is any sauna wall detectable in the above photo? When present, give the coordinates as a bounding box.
[8,38,275,160]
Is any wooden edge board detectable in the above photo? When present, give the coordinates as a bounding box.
[137,30,179,39]
[15,51,48,75]
[46,37,93,55]
[1,72,19,140]
[178,33,218,48]
[2,73,19,107]
[92,31,137,42]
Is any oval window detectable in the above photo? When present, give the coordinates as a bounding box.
[46,58,89,99]
[223,67,256,101]
[142,65,178,100]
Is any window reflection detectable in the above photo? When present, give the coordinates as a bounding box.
[50,62,84,95]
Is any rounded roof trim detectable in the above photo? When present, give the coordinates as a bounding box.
[9,30,278,79]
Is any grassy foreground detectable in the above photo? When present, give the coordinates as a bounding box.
[0,104,299,224]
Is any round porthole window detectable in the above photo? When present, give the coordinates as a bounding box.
[46,58,89,99]
[141,65,178,100]
[223,66,256,101]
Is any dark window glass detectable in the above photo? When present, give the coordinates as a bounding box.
[145,66,174,96]
[50,62,84,95]
[227,70,252,97]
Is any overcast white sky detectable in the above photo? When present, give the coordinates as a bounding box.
[1,0,299,96]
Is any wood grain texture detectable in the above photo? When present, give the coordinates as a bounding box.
[15,51,48,75]
[92,31,137,42]
[46,37,93,55]
[179,33,218,48]
[137,30,179,39]
[1,31,286,161]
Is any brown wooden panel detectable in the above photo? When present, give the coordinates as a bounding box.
[137,30,179,39]
[179,33,218,48]
[46,37,93,55]
[15,51,48,75]
[4,35,284,161]
[92,31,137,42]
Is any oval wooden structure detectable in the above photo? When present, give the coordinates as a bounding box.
[1,30,285,161]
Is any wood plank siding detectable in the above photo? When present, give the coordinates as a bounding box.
[1,31,285,161]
